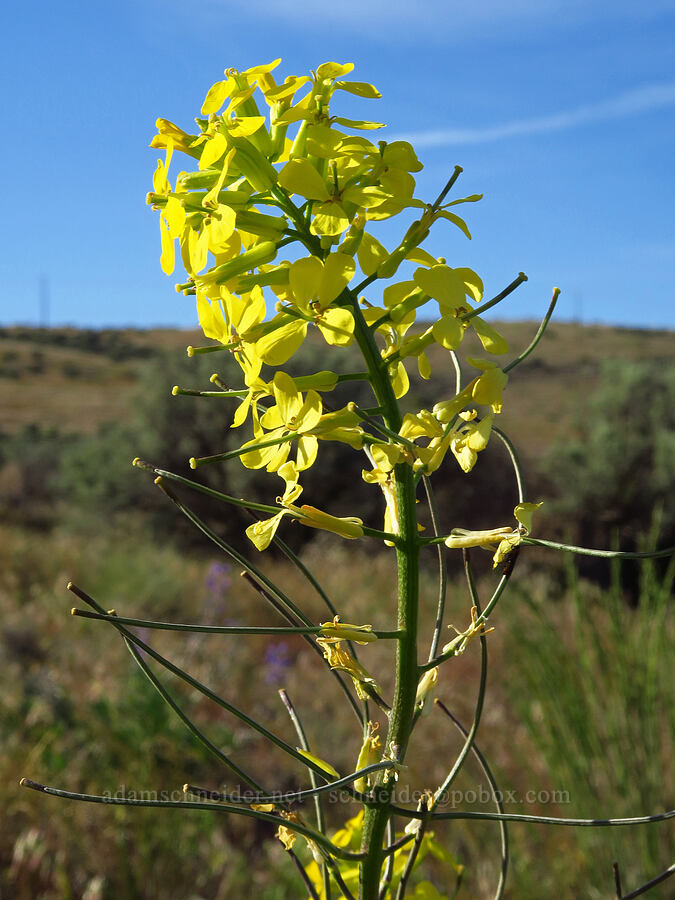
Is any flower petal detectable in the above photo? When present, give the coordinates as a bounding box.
[279,158,330,201]
[255,319,308,365]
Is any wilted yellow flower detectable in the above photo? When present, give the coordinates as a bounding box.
[444,502,543,566]
[316,639,381,700]
[441,606,494,657]
[415,666,439,710]
[276,809,300,850]
[318,617,376,643]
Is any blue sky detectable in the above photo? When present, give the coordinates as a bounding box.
[2,0,674,329]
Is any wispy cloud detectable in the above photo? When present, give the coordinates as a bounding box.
[213,0,675,37]
[397,82,675,147]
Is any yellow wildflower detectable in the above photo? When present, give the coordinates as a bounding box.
[240,371,322,472]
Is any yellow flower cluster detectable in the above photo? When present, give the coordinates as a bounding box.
[148,59,520,551]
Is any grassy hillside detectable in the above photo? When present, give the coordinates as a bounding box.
[1,323,673,898]
[1,322,672,457]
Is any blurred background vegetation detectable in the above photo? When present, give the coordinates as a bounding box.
[1,322,673,898]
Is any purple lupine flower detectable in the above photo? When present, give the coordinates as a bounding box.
[264,642,292,685]
[203,561,233,623]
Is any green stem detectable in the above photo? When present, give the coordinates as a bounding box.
[492,427,525,503]
[394,799,428,900]
[71,609,402,639]
[151,466,282,516]
[426,809,675,827]
[345,289,420,900]
[522,538,675,559]
[423,476,448,663]
[279,688,331,900]
[459,273,528,323]
[184,761,393,806]
[378,820,395,899]
[124,637,265,793]
[504,288,559,373]
[185,342,237,355]
[431,165,464,209]
[67,583,339,780]
[261,529,370,721]
[325,857,357,900]
[435,700,509,900]
[172,387,248,398]
[619,863,675,900]
[419,568,513,672]
[429,553,488,812]
[190,432,297,468]
[153,478,312,624]
[289,851,322,900]
[19,779,359,859]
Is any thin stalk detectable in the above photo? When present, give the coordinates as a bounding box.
[149,466,282,515]
[504,288,560,373]
[382,833,415,856]
[348,404,417,450]
[449,350,462,393]
[429,552,488,812]
[492,427,525,503]
[183,761,390,805]
[289,851,321,900]
[248,516,369,722]
[476,570,512,626]
[172,387,248,398]
[423,475,448,663]
[67,583,340,781]
[435,699,508,900]
[433,165,465,206]
[185,343,237,355]
[353,272,379,296]
[271,533,352,634]
[338,372,372,383]
[280,689,331,900]
[425,809,675,826]
[19,779,359,859]
[394,799,428,900]
[237,572,366,726]
[71,609,402,639]
[239,569,304,626]
[459,273,528,323]
[378,820,395,900]
[420,553,517,674]
[191,431,299,468]
[324,856,357,900]
[619,863,675,900]
[522,538,675,559]
[124,637,264,793]
[153,477,312,624]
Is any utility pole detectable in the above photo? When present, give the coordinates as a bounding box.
[39,275,50,328]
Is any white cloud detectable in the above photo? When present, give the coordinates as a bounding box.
[396,82,675,147]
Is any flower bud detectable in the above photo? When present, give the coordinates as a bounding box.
[354,722,382,793]
[196,241,278,286]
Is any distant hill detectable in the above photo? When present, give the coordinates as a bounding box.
[1,322,672,466]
